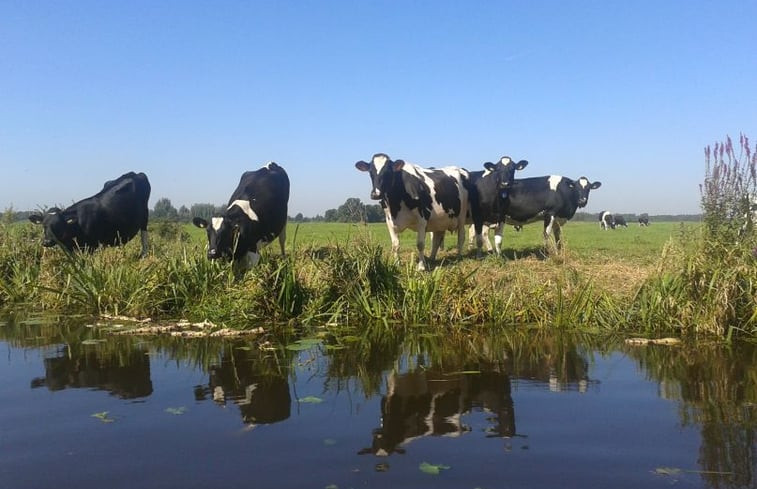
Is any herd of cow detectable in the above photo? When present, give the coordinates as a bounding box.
[25,153,645,273]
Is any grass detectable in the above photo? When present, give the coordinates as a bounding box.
[6,217,745,340]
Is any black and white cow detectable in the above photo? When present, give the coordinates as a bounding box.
[504,175,602,249]
[467,156,529,255]
[192,162,289,272]
[28,172,151,256]
[355,153,469,270]
[599,211,615,230]
[638,213,650,226]
[613,215,628,228]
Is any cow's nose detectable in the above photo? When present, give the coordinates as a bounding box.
[370,190,382,200]
[42,239,56,247]
[208,248,217,259]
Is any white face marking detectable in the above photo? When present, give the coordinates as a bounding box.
[548,175,563,191]
[578,177,589,188]
[372,154,388,172]
[499,156,513,165]
[211,217,224,231]
[228,199,259,222]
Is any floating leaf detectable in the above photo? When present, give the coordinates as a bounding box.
[82,339,106,345]
[298,396,324,404]
[323,438,337,446]
[419,462,450,475]
[165,407,187,415]
[324,344,346,350]
[234,346,252,351]
[325,485,338,489]
[654,467,682,476]
[286,343,311,351]
[91,411,115,423]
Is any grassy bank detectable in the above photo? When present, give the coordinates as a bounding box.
[4,217,752,340]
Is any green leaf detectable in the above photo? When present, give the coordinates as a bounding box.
[285,338,322,351]
[298,396,324,404]
[234,346,252,351]
[323,438,337,446]
[654,467,682,476]
[165,407,187,415]
[325,485,338,489]
[91,411,115,423]
[419,462,450,475]
[81,339,106,345]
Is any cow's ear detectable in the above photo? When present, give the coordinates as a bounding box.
[515,160,528,171]
[392,159,406,172]
[28,214,43,225]
[483,162,496,171]
[590,181,602,189]
[355,161,371,172]
[192,217,208,229]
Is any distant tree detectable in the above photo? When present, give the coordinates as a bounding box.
[292,212,305,222]
[153,198,178,220]
[324,208,338,222]
[337,197,365,222]
[177,205,191,222]
[190,203,218,221]
[365,204,384,222]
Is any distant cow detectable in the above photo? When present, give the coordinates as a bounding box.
[193,162,289,272]
[467,156,529,255]
[355,153,469,270]
[614,215,628,227]
[599,211,615,230]
[504,175,602,249]
[638,213,650,226]
[28,172,151,256]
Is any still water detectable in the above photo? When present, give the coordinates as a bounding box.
[1,317,755,489]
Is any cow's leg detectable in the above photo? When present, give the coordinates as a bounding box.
[430,231,445,262]
[472,221,484,258]
[493,223,504,255]
[467,224,476,250]
[553,223,563,250]
[140,229,149,257]
[543,214,557,252]
[455,219,466,258]
[415,223,428,271]
[278,225,287,256]
[387,224,402,261]
[483,224,494,253]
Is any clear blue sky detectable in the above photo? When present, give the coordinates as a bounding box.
[2,1,755,216]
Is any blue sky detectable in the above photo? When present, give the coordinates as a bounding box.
[2,1,755,216]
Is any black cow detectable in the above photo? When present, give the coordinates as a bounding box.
[614,215,628,228]
[467,156,529,256]
[355,153,469,270]
[28,172,151,256]
[638,213,650,226]
[193,162,289,272]
[504,175,602,249]
[599,211,615,230]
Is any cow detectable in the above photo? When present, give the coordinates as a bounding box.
[599,211,615,230]
[28,172,151,256]
[638,213,650,226]
[355,153,469,271]
[192,162,289,273]
[503,175,602,250]
[614,215,628,228]
[467,156,529,256]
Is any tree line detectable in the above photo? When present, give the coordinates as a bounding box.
[3,199,700,224]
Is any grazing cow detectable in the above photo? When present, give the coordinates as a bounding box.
[599,211,615,230]
[28,172,151,256]
[467,156,529,255]
[192,162,289,272]
[638,213,650,226]
[355,153,469,270]
[504,175,602,249]
[614,215,628,228]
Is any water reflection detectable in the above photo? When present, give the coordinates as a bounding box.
[30,345,152,398]
[1,316,756,489]
[194,344,292,425]
[358,369,515,456]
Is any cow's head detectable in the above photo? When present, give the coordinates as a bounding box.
[483,156,529,200]
[192,215,238,261]
[571,177,602,208]
[355,153,405,201]
[28,208,78,250]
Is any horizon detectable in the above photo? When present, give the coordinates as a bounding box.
[2,1,755,216]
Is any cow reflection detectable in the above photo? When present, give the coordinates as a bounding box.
[30,347,152,399]
[196,363,291,425]
[360,370,514,456]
